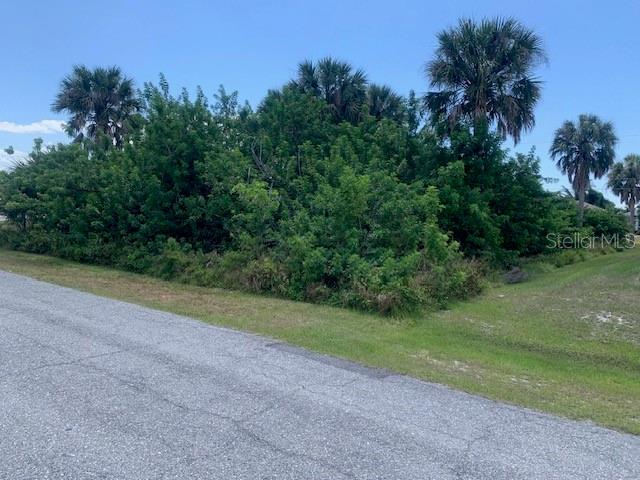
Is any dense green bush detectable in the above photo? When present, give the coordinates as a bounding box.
[583,208,630,239]
[0,73,628,313]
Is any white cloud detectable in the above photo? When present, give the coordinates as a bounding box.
[0,119,65,134]
[0,150,28,171]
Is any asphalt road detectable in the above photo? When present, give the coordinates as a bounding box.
[1,271,638,479]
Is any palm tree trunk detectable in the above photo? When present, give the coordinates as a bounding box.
[629,199,637,232]
[577,187,586,228]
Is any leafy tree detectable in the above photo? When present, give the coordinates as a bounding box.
[550,114,617,226]
[584,188,615,209]
[52,65,141,147]
[583,207,630,239]
[608,154,640,229]
[292,57,367,123]
[231,181,281,253]
[137,78,230,249]
[428,127,554,262]
[254,84,333,174]
[425,17,546,143]
[560,187,615,209]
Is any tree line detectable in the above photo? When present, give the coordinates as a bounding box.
[0,17,633,313]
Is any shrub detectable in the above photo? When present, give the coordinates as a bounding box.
[553,249,586,267]
[583,208,630,238]
[240,256,289,295]
[0,73,602,315]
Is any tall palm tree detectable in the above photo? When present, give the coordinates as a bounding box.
[366,84,405,122]
[550,114,617,226]
[608,154,640,230]
[293,57,367,123]
[52,65,140,147]
[425,17,546,143]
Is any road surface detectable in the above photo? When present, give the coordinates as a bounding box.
[0,270,638,479]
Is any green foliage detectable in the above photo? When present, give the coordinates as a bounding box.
[583,188,615,209]
[583,208,630,238]
[292,57,368,123]
[231,181,280,252]
[550,114,618,226]
[0,62,627,314]
[608,154,640,229]
[424,129,568,264]
[52,65,141,147]
[425,17,546,143]
[551,248,587,268]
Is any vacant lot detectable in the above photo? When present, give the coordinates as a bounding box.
[1,248,638,434]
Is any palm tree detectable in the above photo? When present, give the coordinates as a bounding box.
[608,154,640,230]
[550,114,617,226]
[366,84,405,122]
[52,65,140,147]
[293,57,367,123]
[425,17,546,143]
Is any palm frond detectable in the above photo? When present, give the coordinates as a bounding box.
[425,17,545,144]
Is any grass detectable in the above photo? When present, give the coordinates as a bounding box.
[1,248,638,434]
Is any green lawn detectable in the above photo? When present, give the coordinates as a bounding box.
[1,248,638,434]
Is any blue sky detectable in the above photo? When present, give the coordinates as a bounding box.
[2,0,639,202]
